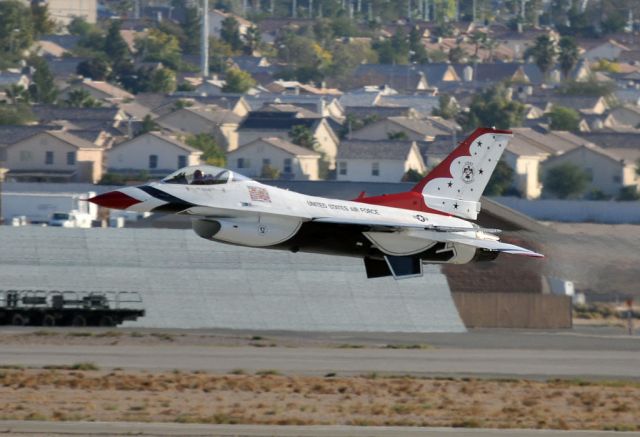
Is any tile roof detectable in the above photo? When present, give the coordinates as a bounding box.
[113,132,202,154]
[239,112,321,131]
[186,106,243,124]
[0,125,58,147]
[338,139,416,160]
[80,81,134,99]
[577,131,640,149]
[234,137,320,157]
[46,130,101,150]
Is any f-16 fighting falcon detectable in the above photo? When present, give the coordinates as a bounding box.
[89,127,543,279]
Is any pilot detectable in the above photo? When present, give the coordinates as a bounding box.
[192,169,204,185]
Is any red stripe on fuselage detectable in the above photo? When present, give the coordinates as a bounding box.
[354,190,449,215]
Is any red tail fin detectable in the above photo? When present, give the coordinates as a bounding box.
[354,127,513,217]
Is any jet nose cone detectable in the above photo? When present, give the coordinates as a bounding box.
[88,191,141,210]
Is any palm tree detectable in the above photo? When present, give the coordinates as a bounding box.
[558,36,579,80]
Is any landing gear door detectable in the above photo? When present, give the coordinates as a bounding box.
[384,256,423,279]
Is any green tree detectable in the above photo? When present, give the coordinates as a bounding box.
[617,186,640,201]
[484,160,515,196]
[527,35,556,80]
[289,125,318,150]
[544,163,589,199]
[104,20,131,65]
[0,104,34,125]
[432,94,459,120]
[244,25,261,55]
[558,36,579,80]
[222,67,256,93]
[31,2,55,36]
[547,106,580,131]
[67,16,94,37]
[557,80,616,98]
[64,89,101,108]
[261,164,280,179]
[181,6,200,54]
[28,56,58,104]
[462,84,525,130]
[76,58,111,80]
[139,115,160,134]
[221,17,243,52]
[402,169,425,182]
[186,133,226,166]
[149,68,177,93]
[448,45,465,63]
[388,131,409,140]
[0,1,34,56]
[409,26,428,64]
[137,29,182,70]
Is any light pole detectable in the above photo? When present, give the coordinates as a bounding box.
[0,168,8,225]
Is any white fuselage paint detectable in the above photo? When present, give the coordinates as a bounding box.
[120,179,480,260]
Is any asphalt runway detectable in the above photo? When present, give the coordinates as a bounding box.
[1,421,639,437]
[1,327,638,380]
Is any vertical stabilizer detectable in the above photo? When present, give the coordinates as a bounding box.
[412,127,513,220]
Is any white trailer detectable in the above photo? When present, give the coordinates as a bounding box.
[1,191,97,224]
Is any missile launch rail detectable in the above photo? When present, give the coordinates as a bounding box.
[0,290,145,327]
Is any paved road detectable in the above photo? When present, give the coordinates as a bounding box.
[1,343,638,380]
[1,421,639,437]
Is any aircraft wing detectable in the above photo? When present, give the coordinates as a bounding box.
[312,217,543,258]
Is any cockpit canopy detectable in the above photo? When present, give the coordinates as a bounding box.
[162,165,251,185]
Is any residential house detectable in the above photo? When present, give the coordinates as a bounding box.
[503,132,549,199]
[541,143,639,197]
[227,137,320,181]
[348,116,451,142]
[138,94,251,118]
[2,130,103,183]
[209,9,253,38]
[18,0,97,24]
[351,64,435,93]
[376,94,440,116]
[244,95,345,121]
[59,80,134,104]
[0,71,29,92]
[106,132,202,177]
[264,80,342,96]
[501,128,599,199]
[32,106,128,130]
[336,140,426,183]
[605,105,640,129]
[237,112,339,167]
[583,40,630,61]
[156,105,242,152]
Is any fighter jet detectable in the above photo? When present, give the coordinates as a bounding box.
[89,127,542,279]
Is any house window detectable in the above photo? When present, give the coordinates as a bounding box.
[262,158,271,166]
[338,161,347,175]
[585,168,593,182]
[237,158,250,169]
[45,151,54,165]
[372,162,380,176]
[283,158,292,174]
[178,155,187,168]
[613,175,621,183]
[20,151,32,162]
[149,154,158,169]
[67,152,76,166]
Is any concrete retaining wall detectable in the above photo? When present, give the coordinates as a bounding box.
[0,227,465,333]
[452,292,572,329]
[492,197,640,224]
